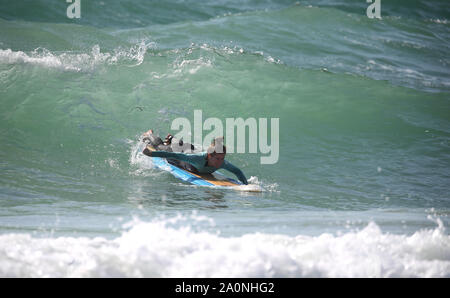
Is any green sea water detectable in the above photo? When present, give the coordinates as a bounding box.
[0,0,449,277]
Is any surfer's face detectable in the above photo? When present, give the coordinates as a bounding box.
[207,153,225,168]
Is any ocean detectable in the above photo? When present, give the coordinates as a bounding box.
[0,0,449,277]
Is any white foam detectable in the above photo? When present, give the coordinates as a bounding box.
[0,41,153,72]
[172,56,212,75]
[248,176,279,192]
[0,48,78,71]
[128,138,161,177]
[0,214,448,277]
[430,18,448,24]
[363,58,449,89]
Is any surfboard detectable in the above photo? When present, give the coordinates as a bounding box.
[142,143,262,192]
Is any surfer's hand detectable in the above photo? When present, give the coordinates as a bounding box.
[143,145,154,157]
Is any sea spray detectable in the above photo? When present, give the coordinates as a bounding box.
[0,214,448,277]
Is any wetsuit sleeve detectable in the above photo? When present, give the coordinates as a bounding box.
[222,160,248,185]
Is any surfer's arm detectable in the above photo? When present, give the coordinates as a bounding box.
[222,161,248,185]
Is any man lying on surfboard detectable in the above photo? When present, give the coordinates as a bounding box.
[142,130,248,185]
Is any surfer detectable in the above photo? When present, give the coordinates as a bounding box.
[142,130,248,185]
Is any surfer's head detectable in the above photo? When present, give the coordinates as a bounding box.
[207,137,226,168]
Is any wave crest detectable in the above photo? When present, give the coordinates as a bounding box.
[0,41,154,72]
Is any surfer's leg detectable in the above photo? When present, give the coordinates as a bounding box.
[143,131,164,147]
[156,144,172,151]
[170,140,195,153]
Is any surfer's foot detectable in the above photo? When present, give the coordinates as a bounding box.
[142,129,154,143]
[143,129,153,137]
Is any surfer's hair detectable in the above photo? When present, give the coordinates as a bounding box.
[207,137,226,155]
